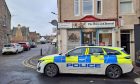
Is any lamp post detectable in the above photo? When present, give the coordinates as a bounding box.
[50,19,58,48]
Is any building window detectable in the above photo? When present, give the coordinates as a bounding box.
[74,0,80,16]
[99,33,112,46]
[82,0,93,15]
[96,0,102,15]
[120,0,133,14]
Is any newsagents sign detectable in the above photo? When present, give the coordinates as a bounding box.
[58,21,116,28]
[85,21,116,28]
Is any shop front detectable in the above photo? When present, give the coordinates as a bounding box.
[58,16,117,53]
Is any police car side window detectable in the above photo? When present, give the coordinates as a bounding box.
[68,48,86,56]
[104,48,121,55]
[89,47,104,55]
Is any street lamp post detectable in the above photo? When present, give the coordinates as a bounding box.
[50,19,58,48]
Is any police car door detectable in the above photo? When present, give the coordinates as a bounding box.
[89,47,104,74]
[64,47,87,74]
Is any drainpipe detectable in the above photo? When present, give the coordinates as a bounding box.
[58,0,62,22]
[116,0,119,26]
[116,0,120,47]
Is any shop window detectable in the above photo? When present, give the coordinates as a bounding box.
[82,0,93,15]
[120,0,133,14]
[99,33,112,46]
[82,32,92,45]
[74,0,80,16]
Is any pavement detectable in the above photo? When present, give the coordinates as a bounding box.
[134,64,140,75]
[23,44,58,69]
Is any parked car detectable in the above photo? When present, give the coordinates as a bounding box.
[37,46,133,79]
[18,42,31,51]
[51,38,57,45]
[12,43,24,52]
[30,42,37,48]
[40,41,46,44]
[2,43,20,54]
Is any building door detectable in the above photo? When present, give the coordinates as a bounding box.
[82,32,92,45]
[134,24,140,66]
[121,30,130,54]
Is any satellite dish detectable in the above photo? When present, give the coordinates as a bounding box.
[50,20,58,26]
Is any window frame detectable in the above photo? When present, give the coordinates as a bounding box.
[74,0,80,16]
[82,0,94,16]
[67,47,86,56]
[119,0,134,14]
[89,47,104,55]
[103,48,122,55]
[96,0,102,15]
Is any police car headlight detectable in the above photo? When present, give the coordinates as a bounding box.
[124,56,131,59]
[38,60,44,63]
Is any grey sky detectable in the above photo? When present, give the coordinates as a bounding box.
[5,0,57,36]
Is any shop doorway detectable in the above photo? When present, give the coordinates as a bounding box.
[82,32,92,45]
[121,30,130,54]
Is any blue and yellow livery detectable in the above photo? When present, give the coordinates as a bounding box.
[37,46,133,79]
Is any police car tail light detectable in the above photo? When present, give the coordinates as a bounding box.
[124,56,131,59]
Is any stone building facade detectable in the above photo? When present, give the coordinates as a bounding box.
[0,0,11,49]
[11,24,30,43]
[29,32,39,43]
[57,0,140,61]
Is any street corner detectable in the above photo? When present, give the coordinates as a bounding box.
[133,64,140,76]
[22,55,42,70]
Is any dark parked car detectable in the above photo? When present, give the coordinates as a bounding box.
[30,42,37,48]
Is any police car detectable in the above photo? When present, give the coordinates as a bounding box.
[37,46,133,79]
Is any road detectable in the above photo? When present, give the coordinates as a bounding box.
[0,44,139,84]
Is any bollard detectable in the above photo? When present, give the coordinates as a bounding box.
[40,48,43,56]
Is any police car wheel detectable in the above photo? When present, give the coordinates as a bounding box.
[44,64,58,77]
[106,65,122,79]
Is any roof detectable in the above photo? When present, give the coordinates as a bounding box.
[64,15,117,22]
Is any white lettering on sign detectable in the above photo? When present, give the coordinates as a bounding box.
[85,21,115,28]
[58,21,116,29]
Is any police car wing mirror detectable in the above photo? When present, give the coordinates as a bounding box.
[59,53,62,55]
[65,54,70,57]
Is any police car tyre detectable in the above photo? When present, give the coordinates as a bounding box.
[44,63,58,77]
[106,65,122,79]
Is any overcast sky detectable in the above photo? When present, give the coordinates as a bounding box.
[5,0,57,36]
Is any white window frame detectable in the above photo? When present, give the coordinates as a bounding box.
[120,0,134,14]
[82,0,94,16]
[74,0,80,16]
[96,0,102,15]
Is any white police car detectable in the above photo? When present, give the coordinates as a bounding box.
[37,46,133,78]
